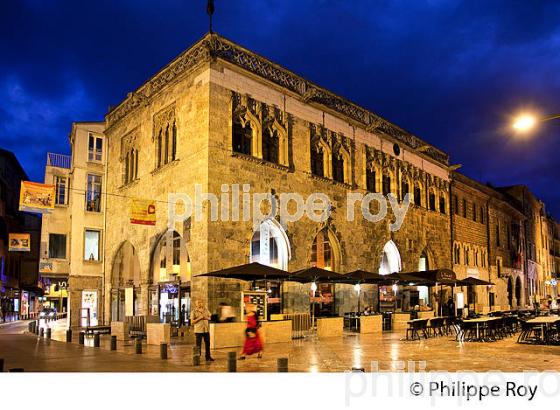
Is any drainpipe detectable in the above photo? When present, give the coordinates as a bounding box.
[101,133,109,324]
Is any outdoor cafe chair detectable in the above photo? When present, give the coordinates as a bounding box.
[406,319,428,341]
[517,320,543,344]
[427,317,444,337]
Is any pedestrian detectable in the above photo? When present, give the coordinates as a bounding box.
[218,302,235,322]
[239,303,263,360]
[190,299,214,362]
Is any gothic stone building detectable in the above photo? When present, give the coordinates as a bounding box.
[102,33,455,323]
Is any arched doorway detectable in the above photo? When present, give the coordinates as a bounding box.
[507,277,514,308]
[310,228,341,316]
[250,219,291,315]
[515,276,522,308]
[378,240,402,311]
[416,250,430,308]
[379,240,401,275]
[149,230,191,325]
[110,241,141,321]
[250,219,290,270]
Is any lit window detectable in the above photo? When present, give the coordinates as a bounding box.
[86,174,102,212]
[55,176,67,205]
[88,134,103,162]
[84,230,100,261]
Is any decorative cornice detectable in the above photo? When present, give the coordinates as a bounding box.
[106,33,449,166]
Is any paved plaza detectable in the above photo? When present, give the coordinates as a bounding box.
[1,319,559,372]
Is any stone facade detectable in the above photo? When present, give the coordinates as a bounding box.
[102,33,452,323]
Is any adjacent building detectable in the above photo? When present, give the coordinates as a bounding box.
[0,149,41,321]
[39,122,106,327]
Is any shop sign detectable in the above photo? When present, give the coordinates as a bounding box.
[8,233,30,251]
[242,291,267,322]
[130,199,156,225]
[39,260,53,273]
[19,181,55,213]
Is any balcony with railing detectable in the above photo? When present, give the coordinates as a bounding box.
[47,153,71,169]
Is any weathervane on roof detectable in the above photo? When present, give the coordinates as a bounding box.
[207,0,215,33]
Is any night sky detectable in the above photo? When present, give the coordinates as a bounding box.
[1,1,559,217]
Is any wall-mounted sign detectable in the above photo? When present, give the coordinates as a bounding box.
[19,181,55,213]
[39,260,53,273]
[130,199,156,225]
[242,291,267,322]
[9,233,30,251]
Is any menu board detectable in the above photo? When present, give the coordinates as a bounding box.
[242,291,267,322]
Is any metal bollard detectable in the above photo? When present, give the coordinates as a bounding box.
[28,322,33,332]
[135,338,142,354]
[35,321,40,335]
[93,333,100,347]
[0,358,4,372]
[46,328,51,339]
[66,329,72,343]
[39,327,44,338]
[9,368,24,372]
[227,351,237,372]
[277,357,289,372]
[192,346,200,366]
[160,343,168,360]
[78,332,85,345]
[110,335,117,351]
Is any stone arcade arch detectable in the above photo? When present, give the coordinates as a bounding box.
[110,241,141,321]
[148,229,191,324]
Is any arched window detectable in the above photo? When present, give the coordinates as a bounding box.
[418,250,429,271]
[124,152,129,184]
[332,153,344,183]
[464,248,470,266]
[366,168,376,192]
[401,178,410,201]
[453,244,461,264]
[414,184,422,207]
[250,219,290,270]
[310,228,340,271]
[311,145,324,177]
[439,195,446,214]
[429,190,436,211]
[382,174,391,196]
[262,128,279,164]
[171,122,177,161]
[156,130,162,168]
[233,121,252,155]
[379,240,401,275]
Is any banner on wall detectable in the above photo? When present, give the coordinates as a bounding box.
[9,233,31,251]
[19,181,55,213]
[130,199,156,225]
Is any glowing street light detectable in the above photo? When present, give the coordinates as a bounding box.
[512,112,560,132]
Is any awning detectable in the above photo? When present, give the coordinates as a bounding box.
[21,285,45,296]
[383,272,433,286]
[196,262,291,281]
[399,269,458,285]
[456,277,493,286]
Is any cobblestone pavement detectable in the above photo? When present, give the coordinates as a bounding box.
[1,319,559,372]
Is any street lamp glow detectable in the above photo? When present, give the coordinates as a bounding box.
[310,282,317,292]
[512,114,537,131]
[354,283,361,293]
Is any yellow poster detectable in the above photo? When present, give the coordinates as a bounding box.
[130,199,156,225]
[9,233,30,252]
[19,181,55,212]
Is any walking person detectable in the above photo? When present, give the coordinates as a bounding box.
[239,303,263,360]
[190,299,214,362]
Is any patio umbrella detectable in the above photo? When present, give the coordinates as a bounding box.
[345,270,392,284]
[288,266,345,283]
[196,262,291,281]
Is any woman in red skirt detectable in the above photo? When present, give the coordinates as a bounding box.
[239,304,263,359]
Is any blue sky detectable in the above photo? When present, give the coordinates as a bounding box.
[1,0,559,216]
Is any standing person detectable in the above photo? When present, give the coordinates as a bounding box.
[239,303,263,360]
[190,299,214,362]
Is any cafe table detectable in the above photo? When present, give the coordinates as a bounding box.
[462,317,500,341]
[525,316,560,344]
